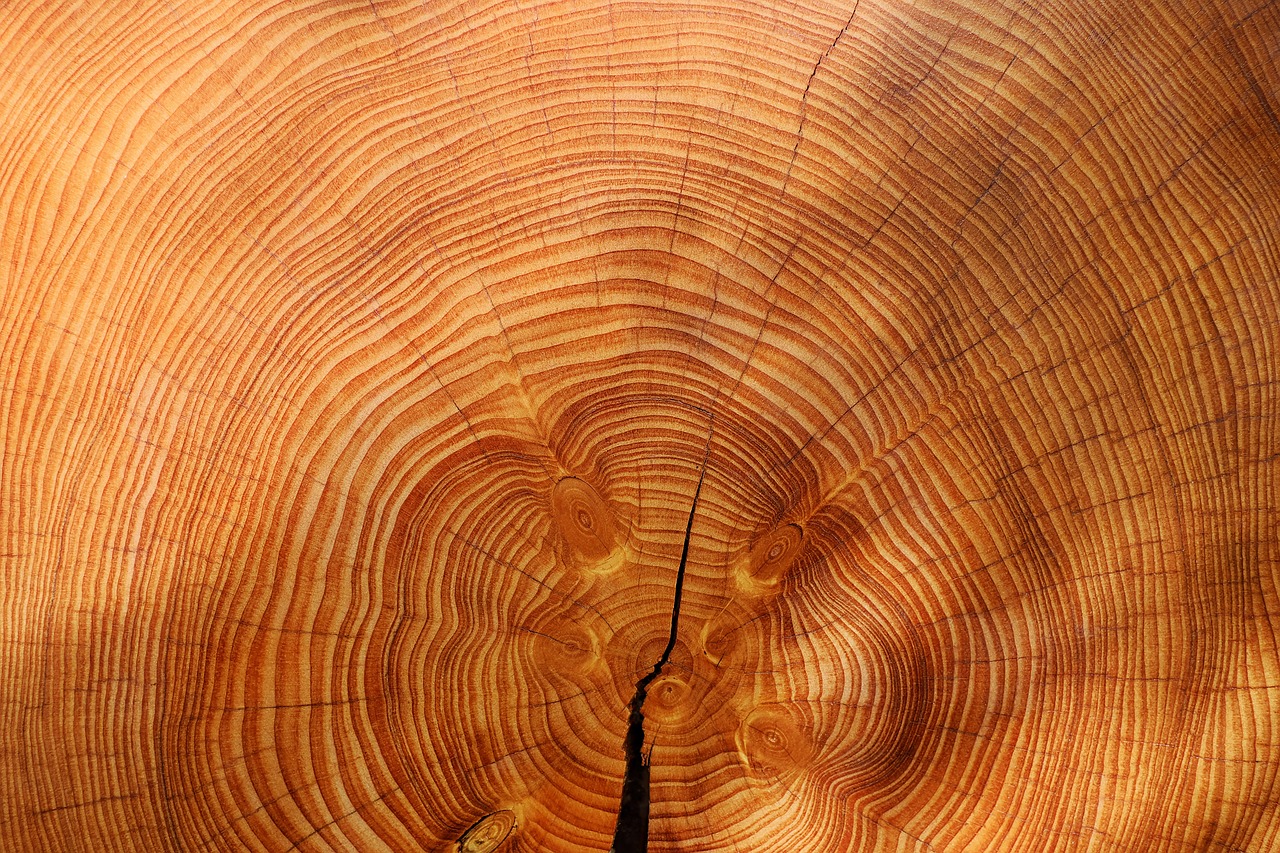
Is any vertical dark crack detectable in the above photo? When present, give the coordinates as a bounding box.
[609,468,706,853]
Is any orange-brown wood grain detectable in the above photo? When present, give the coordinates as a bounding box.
[1,0,1277,850]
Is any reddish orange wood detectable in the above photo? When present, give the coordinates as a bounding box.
[1,0,1277,850]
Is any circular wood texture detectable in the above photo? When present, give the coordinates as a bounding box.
[1,1,1278,851]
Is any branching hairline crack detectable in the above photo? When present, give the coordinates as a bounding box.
[609,453,708,853]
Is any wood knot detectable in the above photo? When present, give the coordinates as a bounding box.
[457,810,517,853]
[551,477,622,570]
[736,704,814,783]
[736,524,803,594]
[645,674,692,723]
[526,613,604,679]
[699,612,742,667]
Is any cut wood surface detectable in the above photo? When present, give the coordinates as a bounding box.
[1,0,1278,850]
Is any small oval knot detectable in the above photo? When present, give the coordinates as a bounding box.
[458,810,517,853]
[737,704,815,782]
[736,524,803,593]
[551,477,620,569]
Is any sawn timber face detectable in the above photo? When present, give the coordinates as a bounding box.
[1,0,1278,851]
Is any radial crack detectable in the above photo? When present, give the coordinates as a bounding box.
[609,468,706,853]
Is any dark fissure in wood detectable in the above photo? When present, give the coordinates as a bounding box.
[609,469,705,853]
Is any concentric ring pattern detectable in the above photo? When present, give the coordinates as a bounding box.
[1,0,1277,851]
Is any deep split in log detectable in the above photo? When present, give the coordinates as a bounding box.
[1,0,1278,851]
[611,454,705,853]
